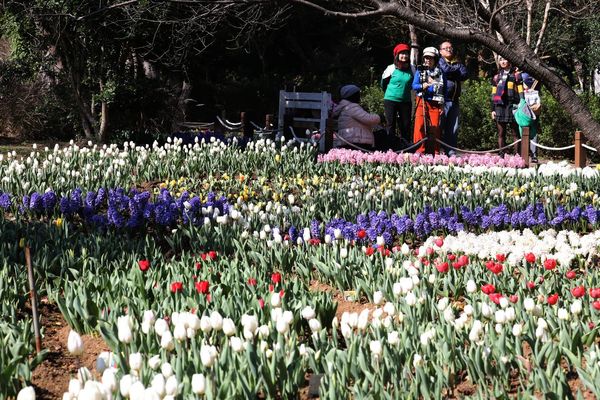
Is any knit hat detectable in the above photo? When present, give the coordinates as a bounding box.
[423,47,439,58]
[340,84,360,99]
[521,72,535,88]
[393,43,410,56]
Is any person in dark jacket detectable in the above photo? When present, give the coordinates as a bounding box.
[491,56,524,155]
[438,41,468,156]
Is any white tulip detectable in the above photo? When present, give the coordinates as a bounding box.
[413,354,424,368]
[494,310,506,324]
[129,381,145,400]
[558,308,570,320]
[119,374,135,397]
[405,291,417,306]
[173,323,187,341]
[370,340,382,357]
[241,314,259,333]
[271,292,282,307]
[276,318,289,334]
[437,297,449,311]
[222,318,237,336]
[62,393,74,400]
[512,323,523,337]
[129,352,143,371]
[79,381,103,400]
[210,311,223,330]
[200,315,212,333]
[147,355,161,370]
[523,298,535,312]
[466,279,477,293]
[373,291,384,305]
[383,302,396,316]
[191,373,206,395]
[143,388,161,400]
[200,345,217,368]
[230,336,244,352]
[101,368,117,393]
[499,297,509,309]
[387,331,400,345]
[481,303,492,318]
[463,304,474,316]
[165,376,178,396]
[160,331,174,351]
[150,374,166,397]
[68,379,82,395]
[571,300,583,315]
[161,362,174,378]
[67,330,84,356]
[301,306,316,320]
[117,316,133,344]
[154,318,169,337]
[357,309,370,330]
[308,318,322,332]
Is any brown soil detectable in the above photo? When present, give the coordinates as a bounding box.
[31,300,109,400]
[309,280,376,320]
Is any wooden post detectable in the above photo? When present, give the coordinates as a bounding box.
[265,114,274,130]
[574,130,586,168]
[521,127,530,168]
[25,247,42,353]
[240,111,253,138]
[325,118,335,153]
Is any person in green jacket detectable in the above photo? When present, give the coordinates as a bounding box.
[381,43,414,149]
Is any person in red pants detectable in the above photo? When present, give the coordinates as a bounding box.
[412,47,446,154]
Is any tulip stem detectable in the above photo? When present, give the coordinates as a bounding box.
[25,246,42,353]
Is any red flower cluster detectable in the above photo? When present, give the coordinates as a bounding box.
[481,284,496,294]
[525,253,536,263]
[452,255,469,269]
[170,281,183,293]
[271,272,282,285]
[485,260,503,275]
[435,262,449,273]
[543,258,557,271]
[357,229,367,240]
[547,293,559,305]
[566,270,577,279]
[247,277,257,286]
[138,259,150,272]
[489,293,503,304]
[195,280,210,294]
[365,246,391,257]
[200,251,218,261]
[571,286,586,298]
[495,254,506,262]
[589,288,600,298]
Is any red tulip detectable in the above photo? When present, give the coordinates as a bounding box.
[526,281,535,290]
[357,229,367,239]
[489,293,503,304]
[543,258,557,271]
[571,286,586,298]
[271,272,282,284]
[195,280,210,294]
[268,284,274,292]
[207,251,218,260]
[206,294,211,302]
[509,294,519,303]
[258,298,265,308]
[435,262,449,273]
[138,259,150,272]
[495,254,506,262]
[434,237,444,247]
[452,262,462,270]
[547,293,559,305]
[426,247,434,256]
[195,262,202,270]
[566,270,576,280]
[448,253,456,261]
[593,301,600,310]
[247,277,257,286]
[365,247,375,256]
[589,288,600,299]
[170,281,183,293]
[481,284,496,295]
[279,289,285,298]
[458,255,469,266]
[525,253,536,263]
[308,238,321,246]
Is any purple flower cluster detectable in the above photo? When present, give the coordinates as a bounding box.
[300,203,600,241]
[4,187,230,230]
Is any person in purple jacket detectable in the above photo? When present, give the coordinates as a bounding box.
[438,41,468,156]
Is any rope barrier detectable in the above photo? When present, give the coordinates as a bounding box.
[225,119,242,127]
[216,116,241,131]
[289,127,317,146]
[582,144,599,153]
[435,138,522,154]
[394,138,427,153]
[529,140,575,151]
[331,132,374,152]
[250,121,278,133]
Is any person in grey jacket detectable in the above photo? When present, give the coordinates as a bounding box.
[438,41,468,155]
[332,85,381,149]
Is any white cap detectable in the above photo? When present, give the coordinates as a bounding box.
[423,47,439,58]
